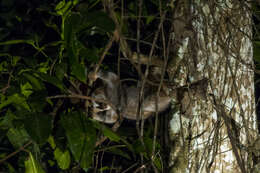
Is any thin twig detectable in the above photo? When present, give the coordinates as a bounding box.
[89,33,116,86]
[0,141,32,164]
[1,70,13,95]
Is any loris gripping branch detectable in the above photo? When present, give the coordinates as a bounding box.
[90,70,172,123]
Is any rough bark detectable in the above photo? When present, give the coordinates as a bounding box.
[168,1,258,172]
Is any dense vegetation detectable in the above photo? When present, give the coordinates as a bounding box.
[0,0,170,172]
[0,0,260,172]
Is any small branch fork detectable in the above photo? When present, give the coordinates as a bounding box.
[0,141,32,164]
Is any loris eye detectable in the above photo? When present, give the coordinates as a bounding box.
[93,101,110,111]
[98,102,108,109]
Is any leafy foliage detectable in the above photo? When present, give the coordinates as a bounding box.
[0,0,166,172]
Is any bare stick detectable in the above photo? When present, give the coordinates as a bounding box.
[0,141,32,164]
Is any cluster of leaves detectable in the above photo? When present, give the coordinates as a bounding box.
[0,0,165,172]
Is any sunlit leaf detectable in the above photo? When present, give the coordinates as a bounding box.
[20,82,33,98]
[48,135,56,149]
[55,1,66,11]
[54,148,71,170]
[23,73,44,91]
[73,0,79,6]
[55,1,72,16]
[0,93,30,111]
[37,62,50,73]
[11,56,21,66]
[25,152,45,173]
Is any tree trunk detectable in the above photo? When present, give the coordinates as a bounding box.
[168,1,258,172]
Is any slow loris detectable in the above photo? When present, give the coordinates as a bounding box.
[90,70,171,123]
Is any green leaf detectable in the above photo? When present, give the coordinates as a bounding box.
[143,137,154,154]
[80,47,99,62]
[98,166,111,171]
[37,72,65,91]
[0,61,8,72]
[146,16,155,25]
[23,73,44,91]
[25,152,45,173]
[133,140,146,155]
[48,135,56,149]
[0,93,30,111]
[55,1,66,11]
[55,62,68,80]
[71,62,86,83]
[0,109,15,130]
[153,154,162,171]
[61,111,96,169]
[54,148,71,170]
[20,82,33,98]
[0,39,34,46]
[23,112,52,145]
[7,127,30,148]
[107,147,131,160]
[64,13,82,65]
[64,13,81,44]
[37,62,50,74]
[55,1,72,16]
[27,90,48,111]
[91,120,135,153]
[91,120,120,142]
[11,56,21,66]
[73,0,79,5]
[5,163,16,173]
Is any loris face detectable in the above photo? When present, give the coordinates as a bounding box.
[91,86,118,123]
